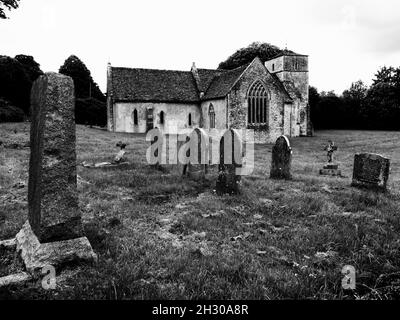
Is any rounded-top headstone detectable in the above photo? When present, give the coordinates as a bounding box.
[270,135,292,180]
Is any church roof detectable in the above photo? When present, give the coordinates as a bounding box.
[109,57,292,103]
[110,67,200,103]
[202,65,249,100]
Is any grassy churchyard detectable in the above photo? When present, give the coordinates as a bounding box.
[1,122,400,299]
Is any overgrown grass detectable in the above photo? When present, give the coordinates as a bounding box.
[1,123,400,299]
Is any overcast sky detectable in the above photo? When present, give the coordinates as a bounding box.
[1,0,399,94]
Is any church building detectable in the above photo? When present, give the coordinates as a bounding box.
[106,52,312,143]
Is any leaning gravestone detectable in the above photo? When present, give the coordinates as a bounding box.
[270,135,292,180]
[216,129,242,195]
[352,153,390,191]
[15,72,96,272]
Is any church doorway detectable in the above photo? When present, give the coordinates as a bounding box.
[146,108,154,132]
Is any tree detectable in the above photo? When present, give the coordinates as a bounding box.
[338,80,367,129]
[218,42,293,70]
[14,55,43,82]
[0,55,32,115]
[59,55,106,126]
[373,66,396,86]
[309,86,320,127]
[0,0,20,19]
[59,55,105,102]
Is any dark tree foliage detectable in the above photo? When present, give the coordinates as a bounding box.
[0,55,32,115]
[59,55,105,102]
[0,0,19,19]
[59,55,106,126]
[14,54,43,82]
[218,42,293,70]
[312,65,400,130]
[0,97,25,122]
[75,98,107,127]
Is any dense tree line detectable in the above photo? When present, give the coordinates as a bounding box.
[310,66,400,130]
[59,55,106,126]
[0,54,106,126]
[0,55,43,121]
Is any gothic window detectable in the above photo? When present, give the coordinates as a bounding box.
[188,113,192,126]
[247,81,269,126]
[133,109,138,125]
[160,111,165,125]
[208,104,215,129]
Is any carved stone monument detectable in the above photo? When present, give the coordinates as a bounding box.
[187,128,209,180]
[320,140,342,176]
[15,72,97,272]
[216,129,242,195]
[352,153,390,191]
[270,135,292,180]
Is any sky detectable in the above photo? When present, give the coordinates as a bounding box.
[1,0,400,94]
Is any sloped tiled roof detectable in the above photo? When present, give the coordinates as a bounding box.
[196,69,224,93]
[110,57,292,103]
[111,67,199,103]
[202,65,248,100]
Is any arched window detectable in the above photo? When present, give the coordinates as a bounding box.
[247,81,268,126]
[208,104,215,129]
[133,109,138,125]
[160,111,165,125]
[188,113,192,127]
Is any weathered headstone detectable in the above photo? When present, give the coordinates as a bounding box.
[352,153,390,191]
[216,129,242,195]
[15,72,97,272]
[147,128,163,170]
[187,128,209,180]
[28,72,82,243]
[270,135,292,180]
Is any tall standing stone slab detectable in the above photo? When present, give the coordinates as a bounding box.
[216,129,243,195]
[352,153,390,191]
[29,72,82,243]
[270,135,292,180]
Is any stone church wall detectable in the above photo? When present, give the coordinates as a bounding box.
[200,98,227,130]
[227,59,286,143]
[113,102,200,133]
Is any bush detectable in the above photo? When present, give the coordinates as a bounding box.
[75,97,107,127]
[0,98,25,122]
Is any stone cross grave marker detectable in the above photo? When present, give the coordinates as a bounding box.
[28,72,82,243]
[216,129,243,195]
[352,153,390,191]
[270,135,292,180]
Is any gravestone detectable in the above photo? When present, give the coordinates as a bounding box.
[270,136,292,180]
[28,72,82,243]
[148,128,163,170]
[15,72,97,272]
[187,128,209,180]
[216,129,242,195]
[352,153,390,191]
[319,140,341,176]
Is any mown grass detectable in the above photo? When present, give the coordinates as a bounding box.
[1,123,400,299]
